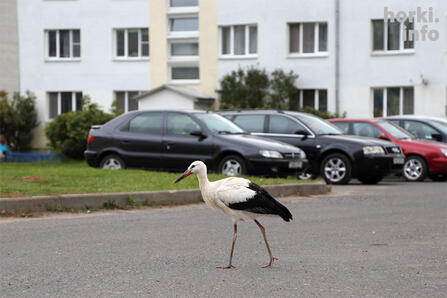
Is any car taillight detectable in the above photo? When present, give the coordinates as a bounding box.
[87,135,94,144]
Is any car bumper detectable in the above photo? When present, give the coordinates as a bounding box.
[84,150,99,167]
[428,157,447,174]
[353,155,404,177]
[246,158,308,176]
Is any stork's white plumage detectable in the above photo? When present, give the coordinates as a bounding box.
[174,160,292,268]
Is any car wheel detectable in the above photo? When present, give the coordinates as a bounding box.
[320,153,352,185]
[218,155,247,176]
[297,170,318,180]
[358,174,383,185]
[429,173,447,182]
[403,156,427,182]
[100,154,125,170]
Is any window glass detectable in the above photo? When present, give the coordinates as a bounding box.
[221,27,231,54]
[195,113,244,134]
[403,87,414,114]
[171,42,198,56]
[387,87,400,116]
[302,23,315,53]
[72,30,80,57]
[49,92,58,119]
[170,0,198,7]
[234,25,245,55]
[141,29,149,56]
[403,120,438,140]
[129,113,163,134]
[49,31,57,57]
[298,114,342,135]
[128,29,139,57]
[318,90,328,112]
[59,30,70,58]
[249,26,257,54]
[303,90,315,108]
[372,20,384,50]
[172,67,199,80]
[353,122,382,138]
[373,88,384,117]
[332,122,350,134]
[128,92,139,111]
[116,30,125,56]
[269,115,303,134]
[404,19,414,49]
[75,92,82,111]
[318,23,328,52]
[167,113,201,135]
[61,92,72,113]
[289,23,300,53]
[170,18,198,31]
[233,115,265,133]
[115,92,125,112]
[387,20,400,50]
[377,121,413,139]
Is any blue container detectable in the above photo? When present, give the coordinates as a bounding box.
[5,151,60,162]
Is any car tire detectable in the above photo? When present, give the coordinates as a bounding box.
[403,155,427,182]
[358,174,383,185]
[100,154,125,170]
[320,153,352,185]
[218,155,247,176]
[429,173,447,182]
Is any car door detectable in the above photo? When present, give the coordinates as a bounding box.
[402,120,441,141]
[162,112,215,171]
[114,112,163,169]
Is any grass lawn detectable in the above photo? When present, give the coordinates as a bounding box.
[0,161,306,198]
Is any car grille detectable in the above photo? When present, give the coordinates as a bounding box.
[283,152,302,159]
[385,146,401,154]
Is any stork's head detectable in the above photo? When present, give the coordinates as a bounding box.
[174,161,206,184]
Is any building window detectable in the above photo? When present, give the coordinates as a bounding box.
[220,24,258,56]
[115,91,144,113]
[48,92,82,119]
[170,0,198,7]
[170,41,199,56]
[115,28,149,58]
[300,89,328,111]
[288,23,328,55]
[372,87,414,117]
[170,17,199,32]
[171,66,199,80]
[46,29,81,59]
[372,19,414,52]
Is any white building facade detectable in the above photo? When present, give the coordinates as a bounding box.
[16,0,447,148]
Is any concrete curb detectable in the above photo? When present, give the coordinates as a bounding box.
[0,182,330,214]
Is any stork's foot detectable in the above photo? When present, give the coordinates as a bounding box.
[216,264,235,269]
[261,257,278,268]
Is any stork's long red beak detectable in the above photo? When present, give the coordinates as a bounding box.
[174,170,192,184]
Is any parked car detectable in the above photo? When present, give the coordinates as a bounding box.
[383,115,447,143]
[329,118,447,182]
[220,110,404,184]
[84,110,307,177]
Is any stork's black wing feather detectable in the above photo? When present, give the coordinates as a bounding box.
[227,182,293,222]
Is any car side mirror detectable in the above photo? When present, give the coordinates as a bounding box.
[378,134,389,141]
[190,130,207,139]
[295,130,309,140]
[431,133,442,142]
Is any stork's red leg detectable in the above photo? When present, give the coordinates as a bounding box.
[254,219,278,268]
[217,223,237,269]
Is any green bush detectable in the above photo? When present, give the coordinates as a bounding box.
[45,96,115,159]
[301,107,346,119]
[0,91,39,151]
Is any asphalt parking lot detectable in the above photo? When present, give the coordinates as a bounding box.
[1,179,446,297]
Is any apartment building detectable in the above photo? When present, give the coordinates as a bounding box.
[16,0,447,148]
[0,0,19,96]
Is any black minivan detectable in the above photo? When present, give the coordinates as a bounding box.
[84,110,306,177]
[221,110,404,184]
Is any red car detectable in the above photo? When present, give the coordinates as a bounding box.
[329,119,447,182]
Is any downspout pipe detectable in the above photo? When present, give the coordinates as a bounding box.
[335,0,340,115]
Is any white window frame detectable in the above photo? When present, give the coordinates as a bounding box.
[168,38,199,62]
[47,91,82,120]
[287,22,328,58]
[167,15,199,39]
[299,89,328,111]
[168,63,200,84]
[371,19,415,56]
[371,86,414,117]
[113,28,149,60]
[166,0,199,15]
[45,29,81,61]
[114,91,146,113]
[219,24,258,59]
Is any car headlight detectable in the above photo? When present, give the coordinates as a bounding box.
[299,149,307,159]
[441,148,447,158]
[260,150,283,159]
[363,146,385,155]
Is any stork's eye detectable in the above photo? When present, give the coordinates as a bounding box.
[190,165,195,169]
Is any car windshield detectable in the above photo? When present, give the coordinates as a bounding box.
[377,120,414,139]
[194,113,246,134]
[296,114,343,136]
[429,120,447,134]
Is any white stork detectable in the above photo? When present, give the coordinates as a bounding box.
[174,160,292,269]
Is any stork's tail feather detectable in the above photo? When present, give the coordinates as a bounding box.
[274,200,293,222]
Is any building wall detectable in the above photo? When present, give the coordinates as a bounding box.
[17,0,150,148]
[138,89,194,110]
[0,0,19,96]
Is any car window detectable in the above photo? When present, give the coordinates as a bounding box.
[128,112,163,134]
[352,122,382,138]
[269,115,304,134]
[233,115,265,133]
[403,120,438,140]
[195,113,245,134]
[167,113,201,135]
[332,122,350,134]
[388,119,400,126]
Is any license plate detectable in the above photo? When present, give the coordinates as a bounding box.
[289,161,302,168]
[393,157,404,164]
